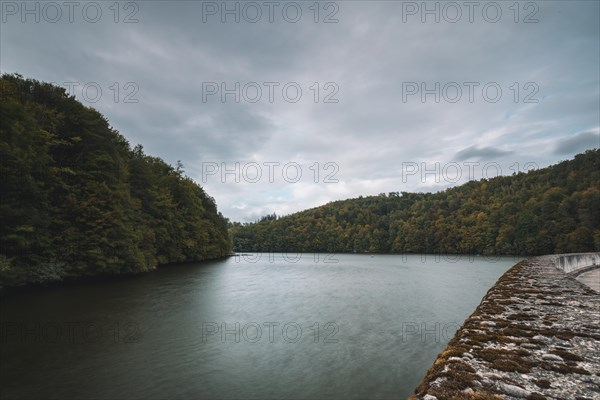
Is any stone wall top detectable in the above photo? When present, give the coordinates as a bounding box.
[410,255,600,400]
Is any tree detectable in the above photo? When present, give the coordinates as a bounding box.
[230,149,600,256]
[0,74,230,287]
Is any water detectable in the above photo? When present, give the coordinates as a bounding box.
[0,253,517,399]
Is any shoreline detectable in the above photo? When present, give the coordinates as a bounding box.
[0,254,233,298]
[409,253,600,400]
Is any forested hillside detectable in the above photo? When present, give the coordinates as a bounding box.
[231,150,600,256]
[0,74,229,287]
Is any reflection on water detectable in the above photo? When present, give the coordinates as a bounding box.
[0,253,518,399]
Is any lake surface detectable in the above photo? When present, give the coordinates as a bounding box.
[0,253,518,399]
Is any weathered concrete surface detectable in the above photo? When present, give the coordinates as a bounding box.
[551,253,600,275]
[552,253,600,293]
[410,254,600,400]
[577,269,600,293]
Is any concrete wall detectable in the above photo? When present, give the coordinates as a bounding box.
[550,252,600,274]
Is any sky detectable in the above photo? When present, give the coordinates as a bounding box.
[1,0,599,222]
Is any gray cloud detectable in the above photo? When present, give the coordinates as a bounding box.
[1,1,598,221]
[455,146,514,162]
[554,131,600,156]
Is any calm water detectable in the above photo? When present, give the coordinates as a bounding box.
[0,253,518,399]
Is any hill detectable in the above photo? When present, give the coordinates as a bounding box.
[0,74,230,287]
[230,150,600,256]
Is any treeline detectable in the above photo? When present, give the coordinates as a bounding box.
[0,74,229,287]
[231,149,600,256]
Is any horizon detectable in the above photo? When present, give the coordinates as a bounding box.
[223,148,599,223]
[2,1,599,222]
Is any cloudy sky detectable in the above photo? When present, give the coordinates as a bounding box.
[2,0,599,222]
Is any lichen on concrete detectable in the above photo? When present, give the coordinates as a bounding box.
[410,255,600,400]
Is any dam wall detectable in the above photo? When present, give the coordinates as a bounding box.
[551,252,600,275]
[410,253,600,400]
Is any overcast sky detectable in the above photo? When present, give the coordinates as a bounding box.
[2,0,599,222]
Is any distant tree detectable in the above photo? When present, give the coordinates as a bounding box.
[230,149,600,256]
